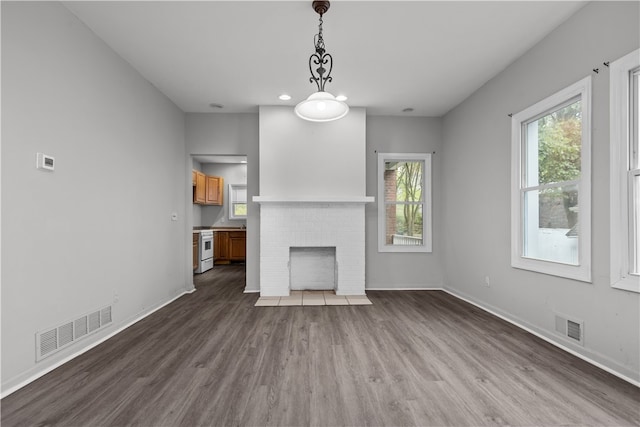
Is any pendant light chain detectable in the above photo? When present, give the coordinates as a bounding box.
[308,6,332,93]
[315,14,325,54]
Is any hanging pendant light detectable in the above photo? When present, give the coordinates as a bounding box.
[295,1,349,122]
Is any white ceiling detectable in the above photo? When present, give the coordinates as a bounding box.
[63,1,585,117]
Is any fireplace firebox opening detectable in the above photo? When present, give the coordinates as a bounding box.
[289,247,337,291]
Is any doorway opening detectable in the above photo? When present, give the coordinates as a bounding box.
[190,154,248,287]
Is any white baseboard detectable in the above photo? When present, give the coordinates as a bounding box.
[1,288,193,398]
[443,287,640,388]
[249,287,442,293]
[366,282,444,291]
[366,287,443,291]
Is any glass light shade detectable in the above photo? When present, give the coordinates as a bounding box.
[294,91,349,122]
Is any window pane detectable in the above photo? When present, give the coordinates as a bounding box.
[525,100,582,187]
[523,184,579,265]
[233,203,247,217]
[385,204,423,246]
[378,153,432,253]
[632,174,640,274]
[384,161,423,202]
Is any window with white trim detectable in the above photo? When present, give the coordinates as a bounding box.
[228,184,247,220]
[377,153,432,253]
[610,49,640,293]
[511,76,591,282]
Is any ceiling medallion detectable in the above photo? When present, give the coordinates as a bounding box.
[294,1,349,122]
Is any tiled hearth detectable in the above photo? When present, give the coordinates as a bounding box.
[255,290,372,307]
[254,197,374,296]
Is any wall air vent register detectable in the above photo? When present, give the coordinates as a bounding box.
[554,313,584,346]
[35,305,112,361]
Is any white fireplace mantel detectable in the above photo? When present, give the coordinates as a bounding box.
[253,196,375,204]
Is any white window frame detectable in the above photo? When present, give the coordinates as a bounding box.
[510,76,592,282]
[228,183,247,220]
[610,48,640,293]
[377,153,432,253]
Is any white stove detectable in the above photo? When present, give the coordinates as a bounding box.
[195,230,214,273]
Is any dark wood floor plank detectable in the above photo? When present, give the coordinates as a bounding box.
[2,265,639,426]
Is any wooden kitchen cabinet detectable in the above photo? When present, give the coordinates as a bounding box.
[192,171,223,205]
[205,176,223,205]
[193,170,206,204]
[192,233,199,271]
[214,230,245,264]
[214,231,228,263]
[228,231,246,260]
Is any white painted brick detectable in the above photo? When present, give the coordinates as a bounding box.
[259,202,366,296]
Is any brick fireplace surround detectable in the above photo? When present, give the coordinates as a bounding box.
[254,197,374,297]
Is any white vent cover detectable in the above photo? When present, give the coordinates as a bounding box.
[36,305,113,361]
[554,313,584,346]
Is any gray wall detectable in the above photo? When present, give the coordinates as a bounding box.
[1,2,187,393]
[200,163,248,227]
[185,113,259,292]
[441,1,640,382]
[365,116,444,289]
[258,106,367,198]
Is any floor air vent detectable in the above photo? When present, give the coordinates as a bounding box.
[554,313,584,346]
[36,305,113,361]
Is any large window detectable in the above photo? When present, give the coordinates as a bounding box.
[377,153,432,253]
[610,49,640,293]
[511,77,591,282]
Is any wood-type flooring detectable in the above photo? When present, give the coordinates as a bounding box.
[2,265,639,426]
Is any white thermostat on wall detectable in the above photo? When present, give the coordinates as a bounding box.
[36,152,55,171]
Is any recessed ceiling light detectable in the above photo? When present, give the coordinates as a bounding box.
[402,108,414,113]
[209,103,224,109]
[335,95,348,102]
[279,94,292,101]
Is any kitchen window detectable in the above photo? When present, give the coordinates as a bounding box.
[510,76,592,282]
[610,49,640,293]
[228,184,247,220]
[377,153,432,253]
